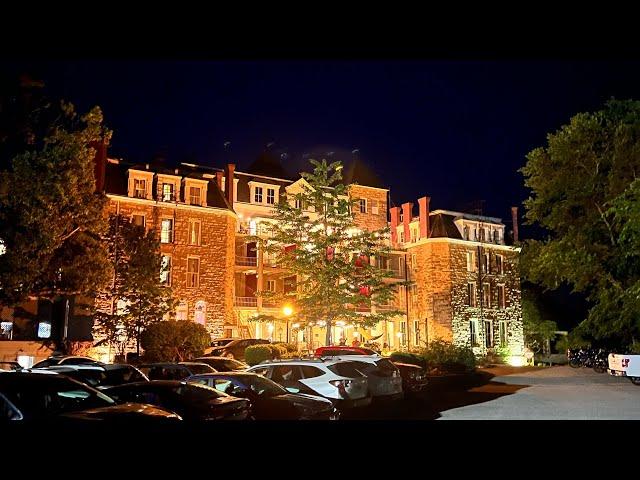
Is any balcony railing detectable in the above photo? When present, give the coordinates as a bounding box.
[235,256,258,267]
[234,297,258,307]
[379,267,404,279]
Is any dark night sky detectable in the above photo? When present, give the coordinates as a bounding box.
[4,59,640,232]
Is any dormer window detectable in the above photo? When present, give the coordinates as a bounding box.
[464,226,470,240]
[162,183,175,202]
[134,179,147,199]
[254,186,263,203]
[182,178,208,207]
[189,186,202,206]
[128,170,154,200]
[493,229,500,243]
[266,187,276,205]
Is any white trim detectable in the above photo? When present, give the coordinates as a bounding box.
[106,194,237,218]
[431,209,503,224]
[401,236,521,252]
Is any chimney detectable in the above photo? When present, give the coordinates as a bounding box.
[224,163,235,206]
[215,171,224,191]
[511,206,519,243]
[390,206,401,245]
[418,196,430,240]
[91,139,107,193]
[402,202,413,243]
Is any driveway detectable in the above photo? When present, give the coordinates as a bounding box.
[438,365,640,420]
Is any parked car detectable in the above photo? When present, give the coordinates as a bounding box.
[187,372,339,420]
[329,355,403,401]
[139,362,216,380]
[204,337,240,354]
[315,346,379,357]
[104,380,251,420]
[32,355,104,369]
[392,362,429,395]
[0,361,22,371]
[0,372,179,422]
[192,356,249,372]
[208,339,271,360]
[32,364,149,390]
[247,358,371,410]
[608,353,640,385]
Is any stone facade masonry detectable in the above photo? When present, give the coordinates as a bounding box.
[349,185,388,231]
[99,196,236,338]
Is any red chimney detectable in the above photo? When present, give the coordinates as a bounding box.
[418,196,430,240]
[91,139,107,193]
[390,206,401,245]
[215,171,224,191]
[224,163,235,206]
[402,202,413,243]
[511,206,519,243]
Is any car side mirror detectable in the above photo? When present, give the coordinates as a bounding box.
[285,387,300,394]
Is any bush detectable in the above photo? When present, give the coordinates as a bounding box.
[273,342,298,353]
[389,351,426,368]
[270,344,288,358]
[140,321,210,362]
[420,340,476,373]
[245,345,274,366]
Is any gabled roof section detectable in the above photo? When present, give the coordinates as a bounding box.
[285,177,315,193]
[339,157,386,189]
[429,213,463,239]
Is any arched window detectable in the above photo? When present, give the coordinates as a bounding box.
[194,301,206,325]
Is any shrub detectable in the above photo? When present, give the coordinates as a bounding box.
[140,321,211,362]
[273,342,298,353]
[389,351,426,368]
[420,340,476,373]
[269,344,288,358]
[245,345,274,366]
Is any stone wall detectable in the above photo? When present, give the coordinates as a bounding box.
[349,185,388,231]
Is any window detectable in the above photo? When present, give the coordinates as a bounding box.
[467,283,477,307]
[254,186,263,203]
[399,231,405,243]
[411,253,417,271]
[266,188,276,205]
[464,226,470,240]
[188,219,201,245]
[470,319,479,347]
[189,186,202,206]
[480,228,486,242]
[176,301,188,321]
[187,257,200,288]
[466,251,475,272]
[161,219,173,243]
[134,179,147,198]
[400,321,407,346]
[495,255,504,274]
[484,320,493,348]
[266,280,276,292]
[370,199,379,215]
[284,276,296,294]
[359,198,367,213]
[483,253,490,273]
[294,198,302,210]
[194,300,206,325]
[162,183,175,202]
[499,321,507,345]
[498,285,506,309]
[411,284,418,307]
[132,214,145,228]
[482,283,491,308]
[414,320,420,345]
[160,255,171,285]
[493,230,500,243]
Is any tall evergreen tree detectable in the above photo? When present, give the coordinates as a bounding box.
[254,159,402,346]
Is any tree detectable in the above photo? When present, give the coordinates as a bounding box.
[520,99,640,347]
[140,320,210,362]
[254,159,402,346]
[0,101,112,305]
[521,286,558,353]
[94,214,176,356]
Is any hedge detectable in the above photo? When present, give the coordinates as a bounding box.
[245,343,295,366]
[390,340,476,374]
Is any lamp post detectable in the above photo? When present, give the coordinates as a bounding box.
[282,305,293,343]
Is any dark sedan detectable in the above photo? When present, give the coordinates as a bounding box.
[0,372,179,422]
[393,362,429,394]
[187,372,339,420]
[104,381,251,421]
[192,356,248,372]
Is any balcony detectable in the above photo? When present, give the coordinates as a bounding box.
[380,267,405,279]
[235,256,258,267]
[234,297,257,307]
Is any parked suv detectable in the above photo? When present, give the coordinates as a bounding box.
[139,362,215,381]
[329,355,403,401]
[209,339,271,360]
[32,356,104,369]
[314,346,379,357]
[247,358,371,409]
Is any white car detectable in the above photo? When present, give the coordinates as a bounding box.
[325,355,404,401]
[608,353,640,385]
[247,358,371,409]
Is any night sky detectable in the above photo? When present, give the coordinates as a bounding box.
[4,59,640,234]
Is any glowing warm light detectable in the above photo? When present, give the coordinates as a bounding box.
[336,321,345,327]
[267,324,274,333]
[317,320,326,327]
[507,355,525,367]
[282,305,293,317]
[353,332,360,338]
[396,332,403,338]
[292,323,300,329]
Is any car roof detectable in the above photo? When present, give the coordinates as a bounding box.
[0,371,91,387]
[188,372,257,378]
[194,356,237,361]
[251,358,356,367]
[324,355,383,363]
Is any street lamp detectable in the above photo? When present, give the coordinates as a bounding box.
[282,304,293,343]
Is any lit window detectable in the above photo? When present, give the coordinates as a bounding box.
[134,179,147,198]
[132,214,145,228]
[266,280,276,292]
[162,183,175,202]
[160,255,171,285]
[470,319,479,347]
[359,198,367,213]
[254,186,263,203]
[194,300,206,325]
[370,199,379,215]
[0,238,5,256]
[187,257,200,288]
[161,219,173,243]
[188,219,201,246]
[37,322,52,339]
[467,283,477,307]
[189,186,202,206]
[294,198,302,210]
[466,251,475,272]
[0,321,13,340]
[266,188,276,205]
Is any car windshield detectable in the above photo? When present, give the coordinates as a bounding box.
[221,359,247,371]
[3,379,114,418]
[186,364,214,375]
[243,375,288,397]
[32,359,60,368]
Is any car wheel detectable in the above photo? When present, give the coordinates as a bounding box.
[630,377,640,386]
[569,359,581,368]
[593,365,606,374]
